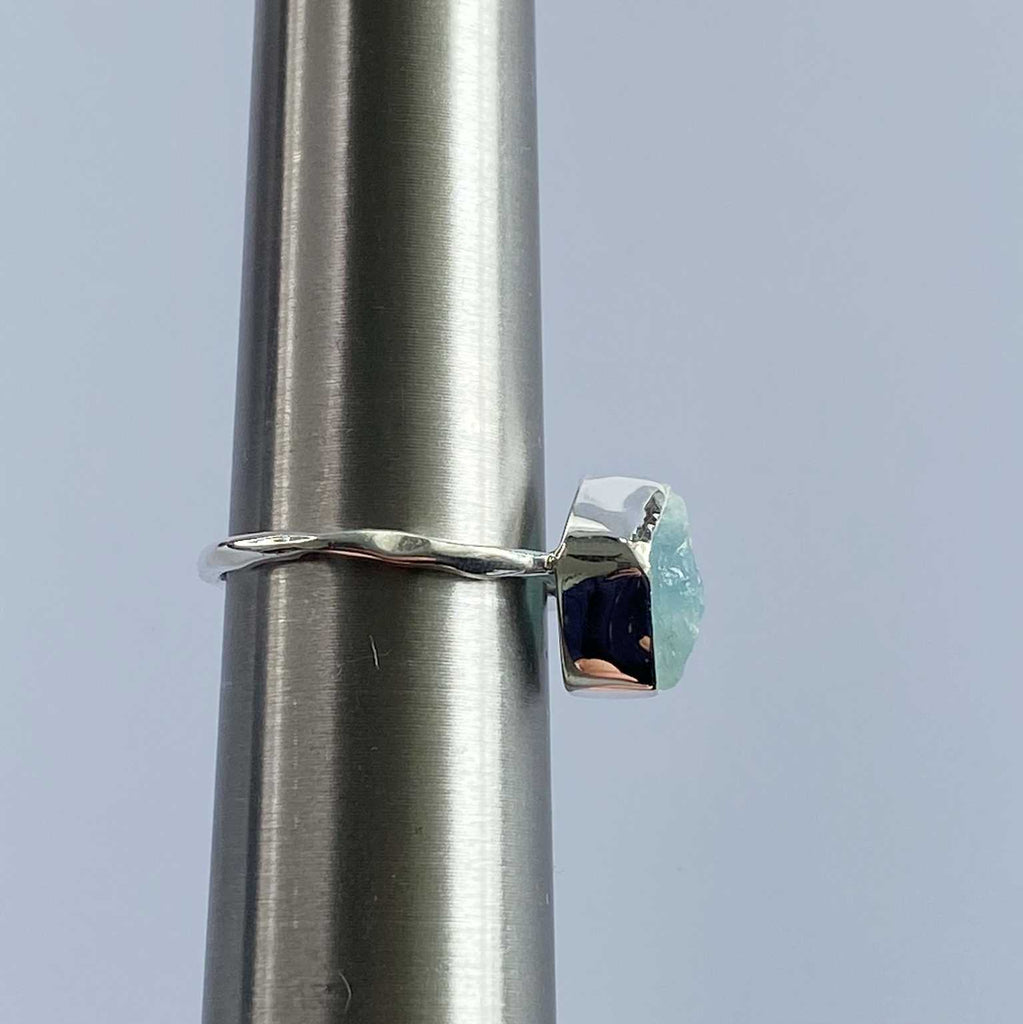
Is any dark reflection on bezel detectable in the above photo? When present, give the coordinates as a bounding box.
[555,477,669,693]
[560,569,653,686]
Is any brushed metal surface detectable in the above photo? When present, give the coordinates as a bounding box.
[202,2,553,1022]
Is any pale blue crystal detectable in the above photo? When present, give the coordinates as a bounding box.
[650,492,704,688]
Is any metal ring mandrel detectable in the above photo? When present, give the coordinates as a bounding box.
[200,476,704,693]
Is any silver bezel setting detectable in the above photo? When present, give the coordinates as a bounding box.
[553,477,669,694]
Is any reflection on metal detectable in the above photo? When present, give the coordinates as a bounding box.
[560,567,655,689]
[556,478,668,694]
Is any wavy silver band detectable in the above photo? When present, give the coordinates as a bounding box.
[200,529,558,584]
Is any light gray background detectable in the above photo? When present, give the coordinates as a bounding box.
[2,2,1020,1022]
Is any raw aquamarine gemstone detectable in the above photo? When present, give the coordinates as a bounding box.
[650,492,704,688]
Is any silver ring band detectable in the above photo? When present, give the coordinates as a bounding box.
[200,529,557,584]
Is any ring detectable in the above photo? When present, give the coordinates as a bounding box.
[200,476,704,694]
